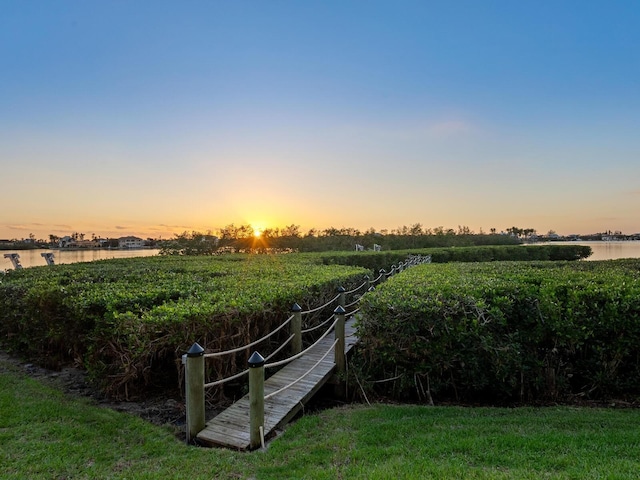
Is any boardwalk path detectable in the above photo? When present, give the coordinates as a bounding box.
[196,317,358,450]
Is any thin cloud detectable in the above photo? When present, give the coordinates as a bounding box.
[6,222,49,230]
[114,226,129,230]
[427,120,475,138]
[158,223,193,229]
[382,118,479,142]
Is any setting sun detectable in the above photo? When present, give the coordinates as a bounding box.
[253,227,263,238]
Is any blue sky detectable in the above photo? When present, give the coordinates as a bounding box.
[2,1,639,239]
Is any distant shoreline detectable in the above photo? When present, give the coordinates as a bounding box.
[50,246,156,251]
[1,246,156,251]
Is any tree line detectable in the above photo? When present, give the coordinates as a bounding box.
[159,223,525,255]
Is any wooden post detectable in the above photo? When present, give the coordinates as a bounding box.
[364,275,371,292]
[337,286,346,308]
[333,305,346,398]
[334,306,346,373]
[291,303,302,355]
[185,342,205,444]
[248,351,265,450]
[379,269,386,284]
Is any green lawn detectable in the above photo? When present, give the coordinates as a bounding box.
[1,360,639,479]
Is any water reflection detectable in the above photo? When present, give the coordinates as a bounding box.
[2,248,160,269]
[548,241,640,261]
[3,242,640,270]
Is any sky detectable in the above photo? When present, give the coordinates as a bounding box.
[1,1,639,240]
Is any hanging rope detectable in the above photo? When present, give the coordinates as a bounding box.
[300,293,341,315]
[265,317,339,369]
[301,314,335,334]
[344,296,362,309]
[345,281,368,295]
[204,368,249,389]
[264,334,295,361]
[204,314,294,358]
[346,307,361,317]
[371,272,383,283]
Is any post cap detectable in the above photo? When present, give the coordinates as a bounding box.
[186,342,205,357]
[291,303,302,312]
[248,351,265,368]
[379,269,386,274]
[337,286,346,293]
[334,305,346,315]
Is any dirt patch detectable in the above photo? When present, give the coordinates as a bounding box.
[0,349,206,435]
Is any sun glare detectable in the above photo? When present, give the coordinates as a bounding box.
[253,227,263,238]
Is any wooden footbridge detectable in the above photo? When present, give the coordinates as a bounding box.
[182,255,431,450]
[196,316,358,450]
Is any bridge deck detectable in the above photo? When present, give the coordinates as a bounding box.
[196,317,358,450]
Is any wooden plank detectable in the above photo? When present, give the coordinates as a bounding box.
[197,317,359,450]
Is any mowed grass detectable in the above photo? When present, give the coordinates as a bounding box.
[1,361,639,479]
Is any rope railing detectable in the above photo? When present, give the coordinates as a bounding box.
[203,333,295,389]
[301,313,335,334]
[265,317,339,369]
[345,280,368,295]
[371,272,384,283]
[264,338,339,400]
[264,334,295,362]
[199,287,345,389]
[299,293,341,315]
[346,307,361,317]
[204,368,249,389]
[344,297,361,309]
[203,314,294,358]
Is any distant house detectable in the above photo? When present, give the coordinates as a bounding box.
[58,236,73,248]
[74,240,98,248]
[118,236,145,249]
[58,236,99,248]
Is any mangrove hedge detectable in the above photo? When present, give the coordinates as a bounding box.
[0,254,368,399]
[357,259,640,404]
[0,244,592,400]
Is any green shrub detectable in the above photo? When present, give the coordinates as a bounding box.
[0,245,592,400]
[356,259,640,404]
[312,245,591,272]
[0,255,368,398]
